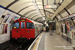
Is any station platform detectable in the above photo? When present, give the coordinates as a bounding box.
[28,32,73,50]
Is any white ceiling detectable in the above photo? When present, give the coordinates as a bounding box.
[0,0,64,22]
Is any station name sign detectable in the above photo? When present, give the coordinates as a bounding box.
[46,17,51,20]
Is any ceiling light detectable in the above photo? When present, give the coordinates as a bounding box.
[32,0,35,3]
[43,17,45,20]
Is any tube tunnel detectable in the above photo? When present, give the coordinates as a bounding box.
[0,0,75,50]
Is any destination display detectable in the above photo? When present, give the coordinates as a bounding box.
[20,20,26,21]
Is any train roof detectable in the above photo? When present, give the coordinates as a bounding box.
[31,20,43,25]
[14,18,43,25]
[14,18,33,23]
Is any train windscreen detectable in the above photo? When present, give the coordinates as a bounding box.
[12,22,19,29]
[21,22,25,28]
[26,23,34,29]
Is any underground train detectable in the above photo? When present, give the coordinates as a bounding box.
[11,18,43,41]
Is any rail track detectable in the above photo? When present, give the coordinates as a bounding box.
[3,39,34,50]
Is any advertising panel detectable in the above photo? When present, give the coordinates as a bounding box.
[66,21,73,38]
[3,13,10,23]
[2,24,8,34]
[10,16,19,23]
[62,24,65,33]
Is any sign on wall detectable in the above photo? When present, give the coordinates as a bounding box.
[2,24,8,34]
[45,5,57,8]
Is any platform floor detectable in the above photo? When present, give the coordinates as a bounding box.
[29,32,73,50]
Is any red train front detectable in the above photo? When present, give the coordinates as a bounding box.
[11,18,35,41]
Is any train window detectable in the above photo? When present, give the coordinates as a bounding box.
[26,23,34,29]
[21,22,25,28]
[12,22,19,29]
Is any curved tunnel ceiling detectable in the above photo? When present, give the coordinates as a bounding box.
[29,14,39,18]
[0,0,64,22]
[26,12,38,18]
[23,9,36,16]
[18,5,34,13]
[30,14,39,19]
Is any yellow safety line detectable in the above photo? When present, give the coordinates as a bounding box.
[33,33,44,50]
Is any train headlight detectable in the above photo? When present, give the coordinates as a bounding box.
[14,27,16,28]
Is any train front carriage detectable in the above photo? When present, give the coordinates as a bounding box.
[12,18,35,40]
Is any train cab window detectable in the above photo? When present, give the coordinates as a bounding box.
[26,23,34,29]
[21,22,25,28]
[12,22,19,29]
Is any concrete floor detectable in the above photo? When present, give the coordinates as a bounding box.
[44,32,73,50]
[29,32,74,50]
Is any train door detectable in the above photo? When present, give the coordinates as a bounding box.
[26,22,35,38]
[20,22,25,37]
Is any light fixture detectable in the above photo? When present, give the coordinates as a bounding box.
[32,0,35,3]
[43,17,45,20]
